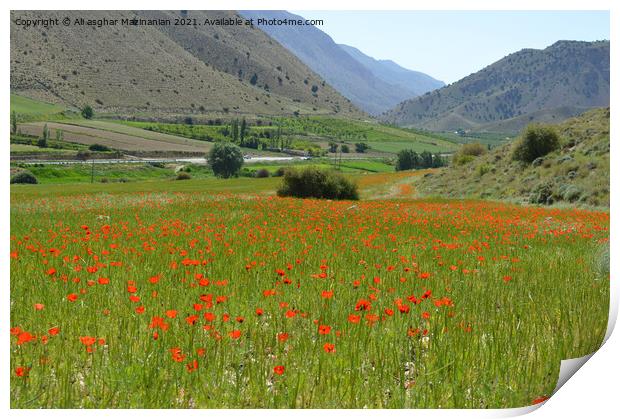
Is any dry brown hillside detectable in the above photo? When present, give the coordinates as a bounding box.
[10,10,363,119]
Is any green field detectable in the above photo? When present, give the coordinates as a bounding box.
[10,178,609,408]
[10,94,68,120]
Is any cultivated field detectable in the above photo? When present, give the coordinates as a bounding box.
[10,176,609,408]
[17,121,213,153]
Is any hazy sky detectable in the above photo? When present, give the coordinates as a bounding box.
[291,11,610,84]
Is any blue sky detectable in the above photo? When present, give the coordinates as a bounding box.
[292,11,610,83]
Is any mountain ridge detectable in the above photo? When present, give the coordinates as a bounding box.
[10,10,363,119]
[382,40,610,133]
[239,10,443,115]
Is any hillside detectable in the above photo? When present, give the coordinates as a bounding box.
[415,108,609,207]
[239,10,441,115]
[338,44,443,98]
[10,10,362,119]
[383,41,609,133]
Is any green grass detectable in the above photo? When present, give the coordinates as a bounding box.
[10,185,609,408]
[15,164,181,185]
[11,94,66,115]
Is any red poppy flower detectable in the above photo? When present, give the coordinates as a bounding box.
[321,290,334,299]
[98,277,109,285]
[15,366,29,377]
[34,303,44,311]
[318,325,331,335]
[229,330,242,339]
[17,331,35,345]
[355,299,371,311]
[255,308,264,316]
[398,304,410,314]
[67,293,78,302]
[135,306,145,314]
[323,343,336,353]
[186,359,199,372]
[285,310,296,318]
[348,314,361,324]
[277,332,289,342]
[48,327,60,336]
[170,347,186,362]
[165,310,177,319]
[273,365,285,375]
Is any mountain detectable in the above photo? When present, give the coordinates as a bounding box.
[338,44,443,98]
[415,107,609,207]
[239,10,442,115]
[382,41,610,133]
[10,10,363,119]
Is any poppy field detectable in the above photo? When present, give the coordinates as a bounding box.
[9,186,609,408]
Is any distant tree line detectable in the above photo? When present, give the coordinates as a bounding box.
[396,150,446,171]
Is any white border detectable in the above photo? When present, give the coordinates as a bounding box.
[2,1,617,418]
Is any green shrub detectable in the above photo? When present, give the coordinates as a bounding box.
[459,142,486,157]
[239,168,256,178]
[475,163,492,177]
[512,124,560,163]
[452,142,486,166]
[277,167,359,200]
[89,143,111,152]
[273,167,286,177]
[452,154,475,166]
[11,170,38,184]
[176,172,192,180]
[255,168,270,178]
[529,182,554,205]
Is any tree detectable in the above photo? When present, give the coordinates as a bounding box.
[420,151,433,168]
[396,149,413,171]
[328,142,338,153]
[230,119,239,142]
[340,144,350,153]
[355,142,369,153]
[56,129,63,142]
[250,73,258,86]
[208,142,244,178]
[81,105,94,119]
[38,124,49,147]
[11,111,17,135]
[240,118,247,142]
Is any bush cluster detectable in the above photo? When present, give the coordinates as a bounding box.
[512,124,560,163]
[277,167,358,200]
[11,170,38,184]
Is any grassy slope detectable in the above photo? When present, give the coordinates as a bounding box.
[10,94,65,115]
[416,108,610,207]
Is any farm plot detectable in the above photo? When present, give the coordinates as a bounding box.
[17,122,213,153]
